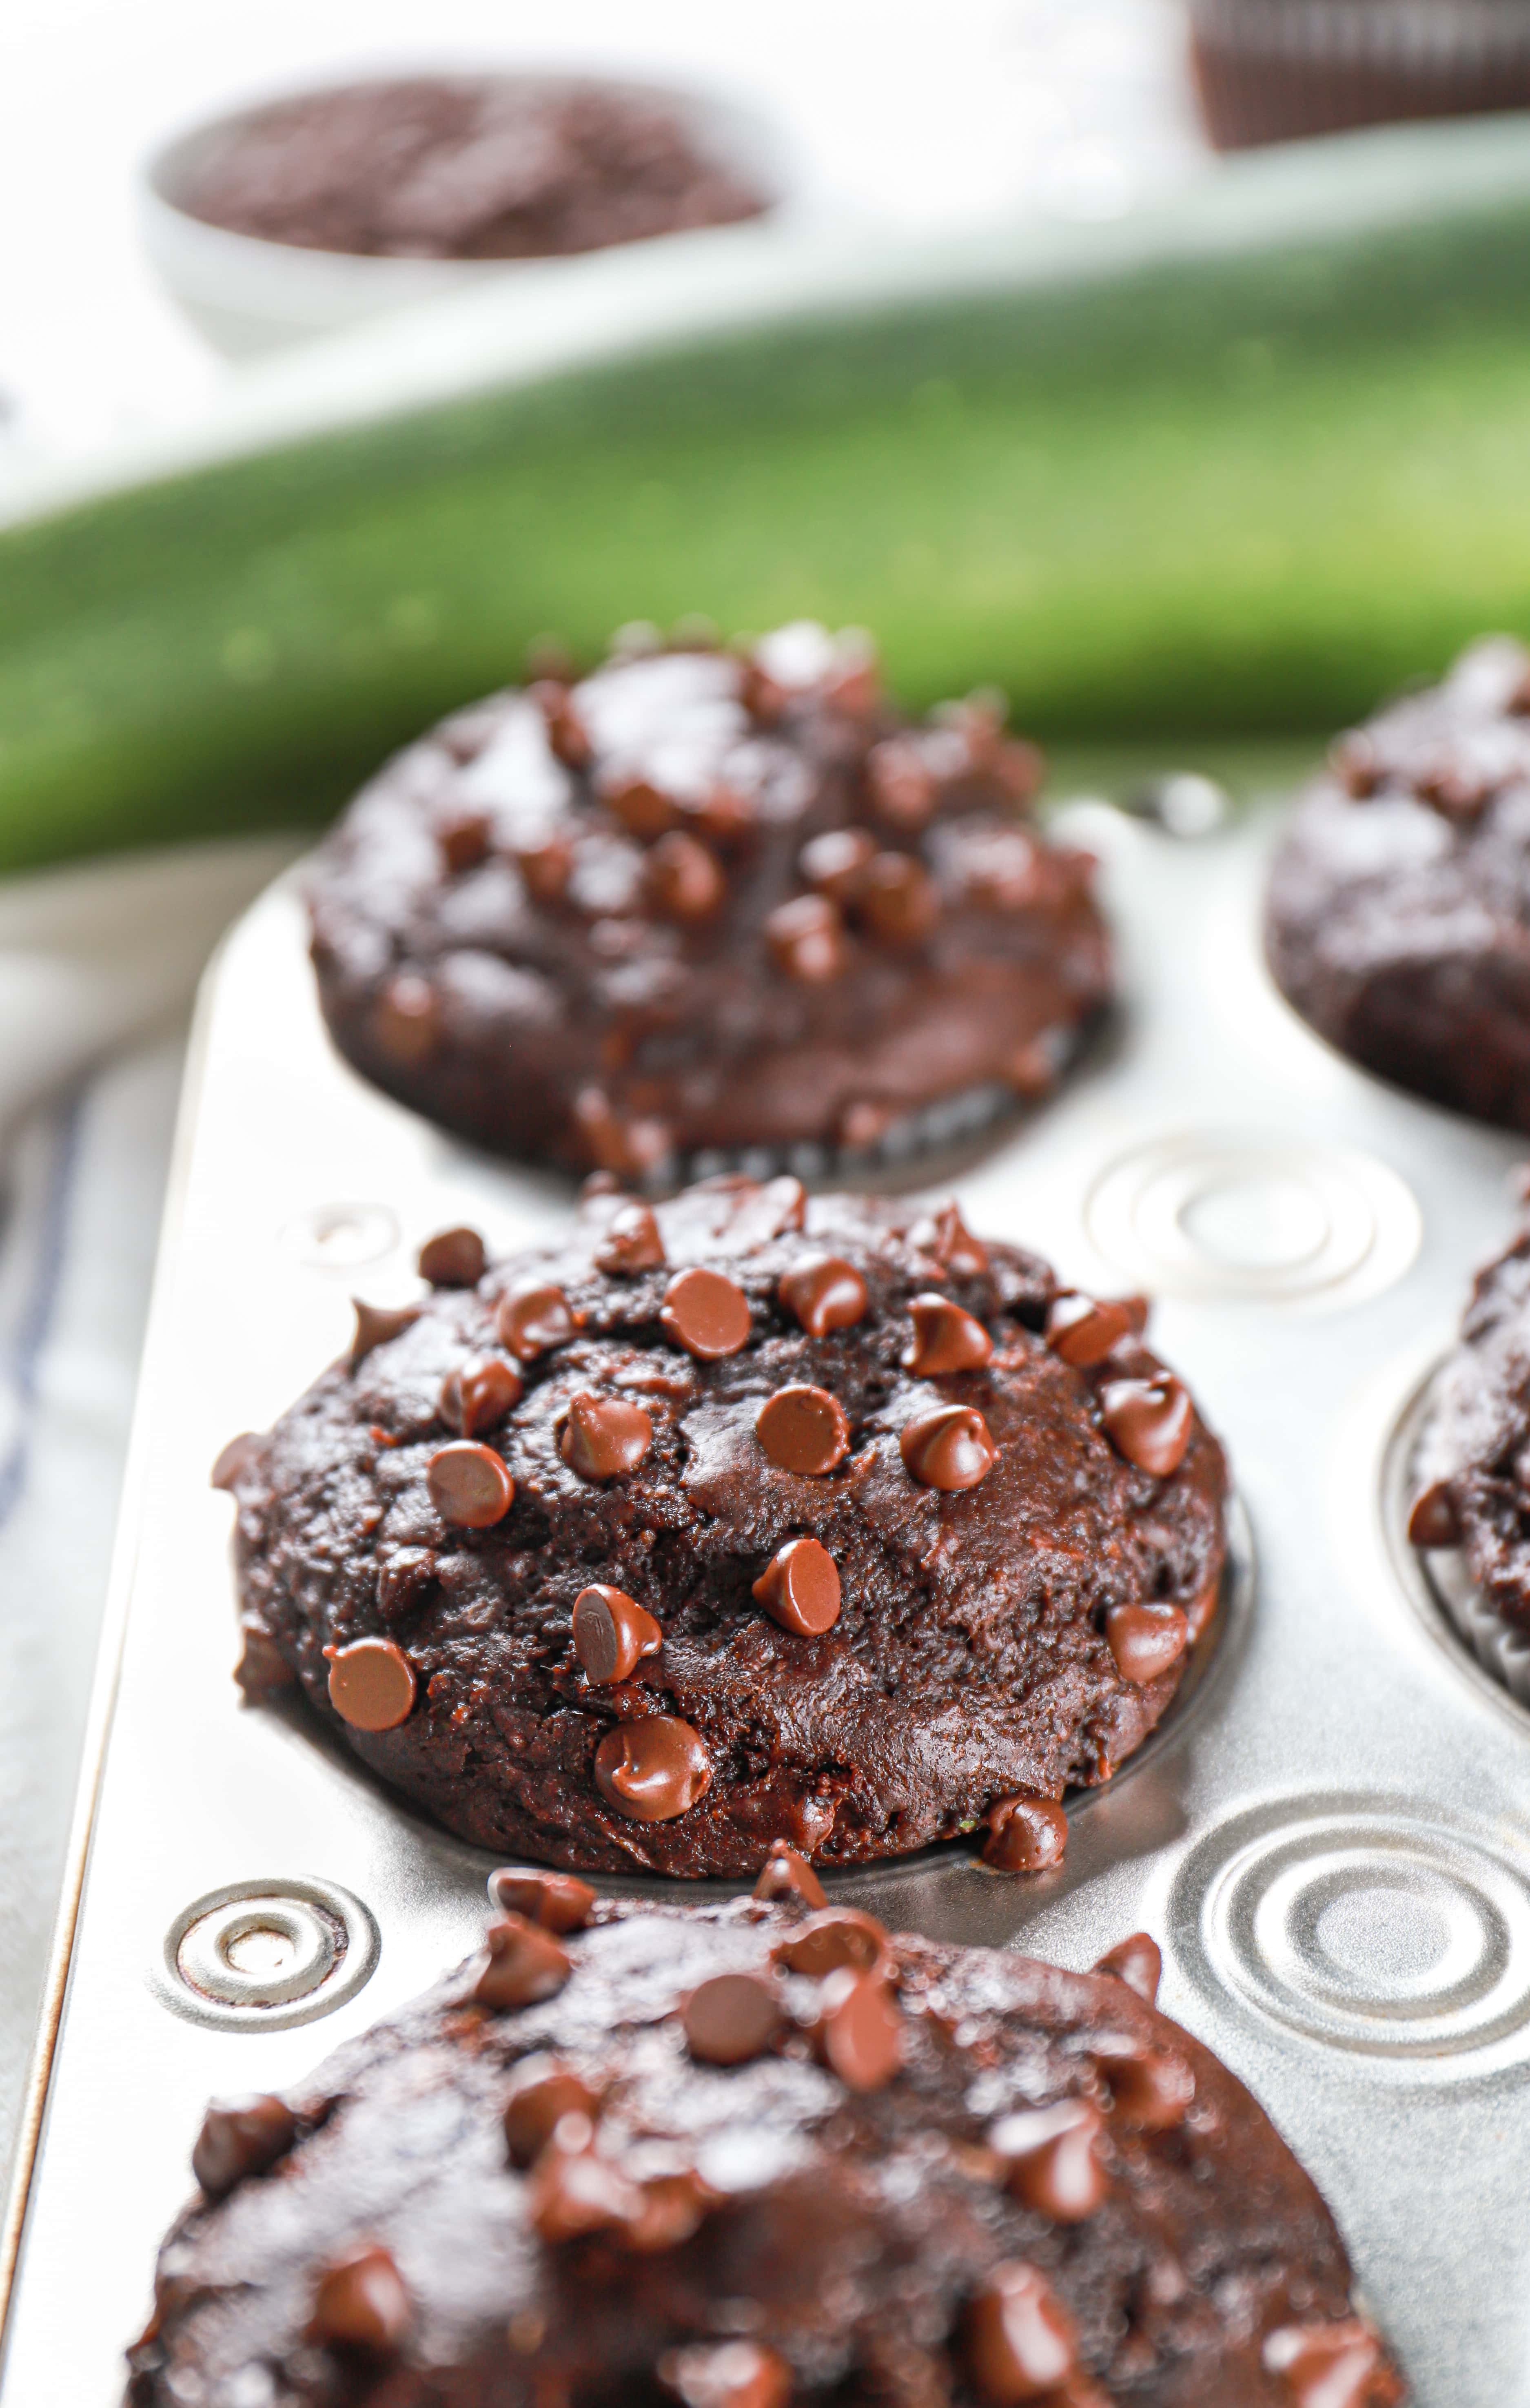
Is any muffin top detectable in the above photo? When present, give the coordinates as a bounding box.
[224,1173,1227,1878]
[306,623,1111,1178]
[128,1891,1401,2408]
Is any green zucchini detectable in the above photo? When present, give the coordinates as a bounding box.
[6,116,1530,873]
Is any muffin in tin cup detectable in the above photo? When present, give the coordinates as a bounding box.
[306,620,1114,1187]
[128,1890,1403,2408]
[218,1174,1227,1879]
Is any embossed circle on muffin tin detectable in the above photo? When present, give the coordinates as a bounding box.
[1171,1795,1530,2069]
[154,1875,379,2031]
[1085,1129,1421,1308]
[1383,1367,1530,1724]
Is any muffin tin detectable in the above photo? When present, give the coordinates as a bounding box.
[4,776,1530,2404]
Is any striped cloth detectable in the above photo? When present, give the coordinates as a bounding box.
[0,839,297,2200]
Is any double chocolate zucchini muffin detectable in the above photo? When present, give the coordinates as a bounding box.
[306,622,1112,1181]
[219,1174,1227,1877]
[1266,636,1530,1131]
[1407,1201,1530,1697]
[128,1888,1402,2407]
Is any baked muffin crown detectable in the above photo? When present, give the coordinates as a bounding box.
[224,1175,1227,1877]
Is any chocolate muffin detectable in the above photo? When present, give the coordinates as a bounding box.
[1406,1200,1530,1698]
[306,623,1112,1183]
[1266,636,1530,1130]
[127,1889,1403,2408]
[219,1174,1228,1877]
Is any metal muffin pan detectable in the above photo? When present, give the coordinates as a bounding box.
[5,780,1530,2406]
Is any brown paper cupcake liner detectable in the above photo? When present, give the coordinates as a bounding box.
[1188,0,1530,148]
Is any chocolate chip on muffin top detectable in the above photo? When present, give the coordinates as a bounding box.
[222,1174,1227,1878]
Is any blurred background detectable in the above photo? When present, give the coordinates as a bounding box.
[0,0,1207,485]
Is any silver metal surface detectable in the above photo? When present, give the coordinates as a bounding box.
[155,1875,379,2029]
[5,783,1530,2405]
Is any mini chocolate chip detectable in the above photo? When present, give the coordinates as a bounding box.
[911,1201,989,1276]
[860,850,939,943]
[516,832,574,904]
[963,826,1043,910]
[1008,1037,1059,1097]
[325,1637,416,1732]
[192,2094,297,2199]
[648,831,725,921]
[866,735,938,827]
[1094,1932,1163,2004]
[753,1843,827,1907]
[528,2136,642,2243]
[776,1908,888,1977]
[436,805,492,872]
[573,1086,674,1182]
[594,1200,666,1274]
[1105,1601,1189,1686]
[530,679,591,767]
[777,1253,868,1337]
[661,1266,751,1358]
[497,1280,579,1360]
[1408,1480,1461,1547]
[624,2167,714,2254]
[599,768,679,839]
[659,2339,793,2408]
[904,1293,993,1374]
[900,1404,997,1491]
[1046,1293,1135,1367]
[990,2099,1109,2223]
[752,1537,842,1635]
[473,1913,572,2010]
[234,1624,296,1699]
[966,2262,1078,2404]
[756,1385,851,1475]
[439,1353,522,1437]
[572,1585,663,1683]
[211,1431,263,1491]
[1090,2034,1195,2130]
[308,2244,410,2355]
[594,1716,712,1820]
[428,1440,515,1528]
[417,1226,486,1288]
[683,1972,784,2065]
[561,1393,654,1481]
[488,1868,597,1933]
[372,972,437,1066]
[349,1298,421,1369]
[815,1967,905,2091]
[1262,2320,1384,2408]
[503,2056,599,2166]
[800,826,876,901]
[765,893,847,982]
[1100,1375,1193,1477]
[982,1793,1068,1873]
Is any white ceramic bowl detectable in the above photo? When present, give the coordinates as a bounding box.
[140,69,804,360]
